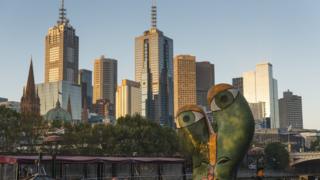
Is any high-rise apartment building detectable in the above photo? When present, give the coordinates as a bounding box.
[116,79,141,119]
[279,90,303,129]
[243,62,279,128]
[93,56,117,105]
[196,61,215,109]
[174,55,197,116]
[135,1,174,126]
[79,69,93,110]
[20,60,40,115]
[45,0,79,84]
[232,77,243,94]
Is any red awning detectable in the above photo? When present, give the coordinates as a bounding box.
[0,156,17,164]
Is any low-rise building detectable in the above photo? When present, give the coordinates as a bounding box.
[0,101,20,112]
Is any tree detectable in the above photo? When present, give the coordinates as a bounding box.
[310,137,320,151]
[0,106,20,152]
[112,114,181,156]
[264,142,289,170]
[0,111,187,157]
[20,112,47,153]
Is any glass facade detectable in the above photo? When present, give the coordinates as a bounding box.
[135,29,174,126]
[243,63,280,128]
[79,69,93,110]
[36,81,82,121]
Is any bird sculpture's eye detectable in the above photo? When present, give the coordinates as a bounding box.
[177,111,204,128]
[211,89,239,111]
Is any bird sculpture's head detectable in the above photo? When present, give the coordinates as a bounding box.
[176,105,214,179]
[176,105,213,146]
[207,83,255,180]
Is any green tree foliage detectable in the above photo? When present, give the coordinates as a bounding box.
[0,106,20,152]
[264,142,289,170]
[0,111,185,157]
[0,106,47,153]
[20,112,48,153]
[59,115,182,156]
[310,137,320,151]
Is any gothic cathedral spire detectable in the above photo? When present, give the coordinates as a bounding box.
[21,58,40,115]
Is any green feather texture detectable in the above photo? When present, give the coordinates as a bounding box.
[213,93,255,180]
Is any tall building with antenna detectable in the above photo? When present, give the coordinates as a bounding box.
[135,0,174,126]
[36,0,82,121]
[45,0,79,84]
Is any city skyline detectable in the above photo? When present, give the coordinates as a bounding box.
[0,0,319,129]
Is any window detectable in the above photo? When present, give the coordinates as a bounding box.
[49,47,59,62]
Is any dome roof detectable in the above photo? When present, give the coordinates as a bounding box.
[45,100,72,122]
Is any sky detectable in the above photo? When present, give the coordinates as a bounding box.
[0,0,319,129]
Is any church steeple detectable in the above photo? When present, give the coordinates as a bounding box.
[21,58,40,115]
[67,95,72,118]
[25,58,36,98]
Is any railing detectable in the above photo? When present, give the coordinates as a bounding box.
[290,152,320,165]
[54,174,193,180]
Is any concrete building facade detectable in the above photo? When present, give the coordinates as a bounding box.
[174,55,197,116]
[116,79,141,119]
[93,56,117,105]
[196,61,215,110]
[279,90,303,129]
[232,77,243,95]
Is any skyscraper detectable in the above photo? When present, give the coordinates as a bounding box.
[196,61,215,109]
[20,59,40,115]
[45,0,79,84]
[243,62,279,128]
[135,0,174,126]
[174,55,197,116]
[116,79,141,119]
[93,56,117,105]
[232,77,243,94]
[279,90,303,129]
[79,69,93,110]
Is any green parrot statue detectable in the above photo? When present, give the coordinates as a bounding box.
[176,105,216,180]
[207,83,255,180]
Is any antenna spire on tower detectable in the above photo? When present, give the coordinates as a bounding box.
[58,0,68,24]
[151,0,157,28]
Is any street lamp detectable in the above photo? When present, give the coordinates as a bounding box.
[44,135,62,178]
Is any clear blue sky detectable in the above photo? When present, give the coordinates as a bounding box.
[0,0,319,129]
